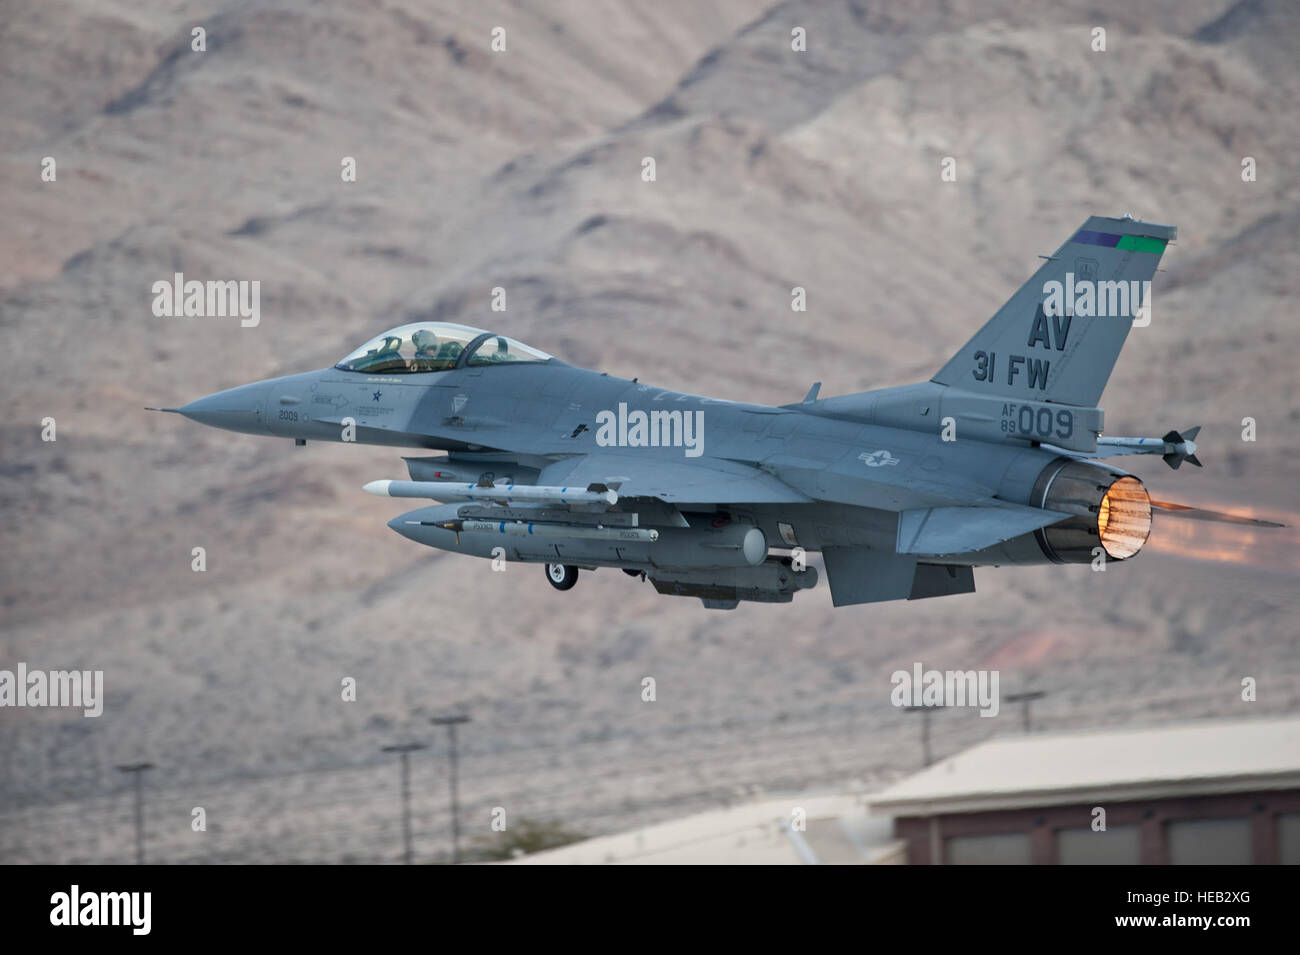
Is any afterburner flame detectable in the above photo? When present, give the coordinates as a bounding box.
[1098,476,1152,559]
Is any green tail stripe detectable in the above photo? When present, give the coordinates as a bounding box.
[1117,234,1167,254]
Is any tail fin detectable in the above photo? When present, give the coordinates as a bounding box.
[931,215,1176,407]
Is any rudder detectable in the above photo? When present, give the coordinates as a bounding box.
[931,215,1177,407]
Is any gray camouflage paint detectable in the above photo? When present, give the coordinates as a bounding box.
[169,216,1186,608]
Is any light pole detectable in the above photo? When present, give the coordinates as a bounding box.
[1005,691,1047,732]
[431,715,470,864]
[382,743,427,865]
[116,762,154,865]
[903,706,937,767]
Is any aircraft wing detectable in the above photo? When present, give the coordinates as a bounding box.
[536,454,813,505]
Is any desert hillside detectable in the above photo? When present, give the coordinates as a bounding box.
[1,0,1298,862]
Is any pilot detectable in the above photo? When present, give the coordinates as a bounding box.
[410,328,440,371]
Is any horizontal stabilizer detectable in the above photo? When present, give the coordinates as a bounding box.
[897,504,1071,556]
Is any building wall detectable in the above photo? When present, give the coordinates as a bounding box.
[893,789,1300,864]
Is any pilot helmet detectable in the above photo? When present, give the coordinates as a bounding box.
[412,328,438,353]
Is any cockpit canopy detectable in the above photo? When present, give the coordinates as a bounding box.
[334,322,552,374]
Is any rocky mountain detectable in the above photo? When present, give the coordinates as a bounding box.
[2,0,1297,862]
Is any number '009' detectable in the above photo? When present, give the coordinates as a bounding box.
[1011,406,1071,439]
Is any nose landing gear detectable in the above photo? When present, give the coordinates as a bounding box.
[545,563,579,591]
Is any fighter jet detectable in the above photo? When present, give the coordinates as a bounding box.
[154,215,1281,608]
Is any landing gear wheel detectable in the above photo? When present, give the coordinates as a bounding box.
[545,563,578,591]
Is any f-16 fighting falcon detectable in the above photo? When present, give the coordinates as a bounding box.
[153,216,1281,609]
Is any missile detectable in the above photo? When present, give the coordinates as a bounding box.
[364,479,618,506]
[1158,427,1202,469]
[1094,426,1201,469]
[421,519,658,543]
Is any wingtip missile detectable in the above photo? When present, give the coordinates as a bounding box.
[1160,427,1201,470]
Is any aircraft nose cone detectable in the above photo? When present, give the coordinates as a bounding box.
[179,381,271,435]
[386,506,461,546]
[387,514,421,541]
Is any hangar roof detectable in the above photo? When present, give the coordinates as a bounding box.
[869,715,1300,816]
[509,793,902,865]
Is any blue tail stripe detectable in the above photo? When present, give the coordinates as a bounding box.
[1072,229,1121,248]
